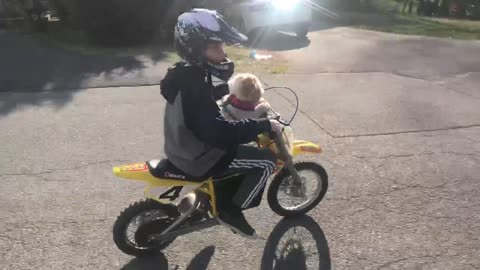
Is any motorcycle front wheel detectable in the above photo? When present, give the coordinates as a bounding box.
[267,162,328,217]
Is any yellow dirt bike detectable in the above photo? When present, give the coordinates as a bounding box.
[112,87,329,257]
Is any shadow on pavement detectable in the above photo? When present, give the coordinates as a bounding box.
[120,246,215,270]
[119,216,330,270]
[121,253,169,270]
[247,19,341,51]
[185,246,216,270]
[0,30,172,116]
[249,30,312,51]
[261,215,331,270]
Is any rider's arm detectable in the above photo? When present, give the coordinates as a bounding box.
[182,89,272,149]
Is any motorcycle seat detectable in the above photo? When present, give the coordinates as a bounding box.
[146,159,206,182]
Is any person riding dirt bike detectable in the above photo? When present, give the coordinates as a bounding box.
[160,8,283,238]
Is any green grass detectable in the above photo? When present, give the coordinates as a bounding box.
[354,15,480,40]
[225,46,289,74]
[318,0,480,40]
[427,17,480,29]
[312,0,480,39]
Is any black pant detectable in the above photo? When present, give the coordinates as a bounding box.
[215,145,277,210]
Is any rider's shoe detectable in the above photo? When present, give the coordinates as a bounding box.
[217,208,258,239]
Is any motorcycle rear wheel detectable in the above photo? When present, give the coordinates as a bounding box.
[113,199,179,257]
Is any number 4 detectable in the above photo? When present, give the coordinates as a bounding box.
[159,186,183,201]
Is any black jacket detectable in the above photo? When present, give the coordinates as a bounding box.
[160,62,272,176]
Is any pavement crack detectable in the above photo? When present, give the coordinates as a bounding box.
[333,124,480,138]
[352,152,435,159]
[330,203,373,218]
[263,78,480,139]
[267,85,335,137]
[459,135,480,144]
[351,151,479,160]
[33,174,76,182]
[442,151,480,158]
[281,70,480,84]
[444,87,480,100]
[345,249,379,265]
[356,203,465,221]
[469,263,480,270]
[371,182,448,197]
[377,252,446,269]
[2,218,109,229]
[283,71,432,82]
[330,178,471,201]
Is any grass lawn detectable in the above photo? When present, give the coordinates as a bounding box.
[226,46,289,74]
[354,15,480,40]
[317,0,480,40]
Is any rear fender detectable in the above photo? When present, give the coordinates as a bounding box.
[113,162,158,184]
[112,162,205,204]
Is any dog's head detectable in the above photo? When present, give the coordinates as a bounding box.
[228,73,264,103]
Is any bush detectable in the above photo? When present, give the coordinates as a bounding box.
[314,0,371,12]
[1,0,25,17]
[51,0,174,46]
[50,0,77,26]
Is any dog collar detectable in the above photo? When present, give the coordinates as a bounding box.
[227,95,257,111]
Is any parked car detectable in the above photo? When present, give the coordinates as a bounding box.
[200,0,312,39]
[464,0,480,19]
[449,0,480,19]
[18,0,50,31]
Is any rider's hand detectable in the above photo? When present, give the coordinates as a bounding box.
[269,120,283,136]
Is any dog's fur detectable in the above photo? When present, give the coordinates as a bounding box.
[223,73,271,120]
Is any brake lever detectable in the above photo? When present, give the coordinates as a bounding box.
[278,119,289,126]
[270,113,289,126]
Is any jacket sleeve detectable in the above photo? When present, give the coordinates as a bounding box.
[212,83,230,101]
[181,88,272,149]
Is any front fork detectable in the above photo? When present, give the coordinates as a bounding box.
[273,133,303,184]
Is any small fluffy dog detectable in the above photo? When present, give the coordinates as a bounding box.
[222,73,271,120]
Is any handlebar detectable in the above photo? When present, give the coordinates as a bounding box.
[270,113,290,127]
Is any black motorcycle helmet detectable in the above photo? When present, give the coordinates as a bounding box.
[174,9,248,81]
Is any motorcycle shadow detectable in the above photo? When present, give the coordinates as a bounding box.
[121,246,215,270]
[121,215,330,270]
[261,215,331,270]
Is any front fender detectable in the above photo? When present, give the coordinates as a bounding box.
[292,140,322,156]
